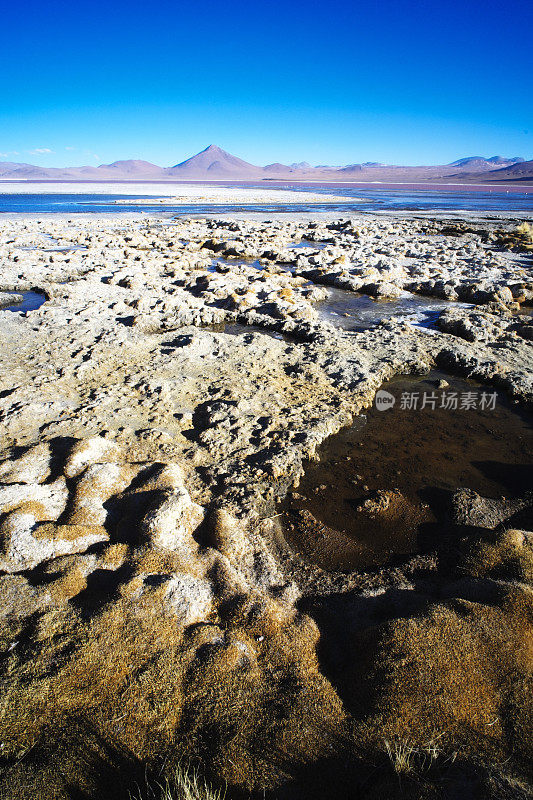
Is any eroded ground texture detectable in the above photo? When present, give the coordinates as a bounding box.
[0,214,532,800]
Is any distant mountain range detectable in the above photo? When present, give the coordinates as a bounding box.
[0,144,531,183]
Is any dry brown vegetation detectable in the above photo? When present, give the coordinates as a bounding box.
[1,572,532,798]
[0,586,348,797]
[0,424,532,799]
[494,222,533,252]
[355,591,532,756]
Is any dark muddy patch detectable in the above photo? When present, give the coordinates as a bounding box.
[281,371,533,572]
[207,321,292,341]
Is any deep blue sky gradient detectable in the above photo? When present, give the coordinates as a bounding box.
[1,0,532,166]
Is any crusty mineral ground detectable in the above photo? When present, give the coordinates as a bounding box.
[0,213,532,799]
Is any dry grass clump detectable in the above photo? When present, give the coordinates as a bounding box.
[133,547,199,577]
[171,600,346,790]
[131,763,226,800]
[33,522,109,542]
[50,601,192,758]
[47,565,89,601]
[0,499,52,520]
[0,599,188,762]
[383,733,455,776]
[278,287,295,303]
[516,221,533,243]
[100,542,131,569]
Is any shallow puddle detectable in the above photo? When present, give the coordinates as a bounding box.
[317,286,464,331]
[210,256,263,272]
[516,305,533,317]
[289,239,328,250]
[44,245,88,253]
[0,291,47,313]
[16,234,87,253]
[282,371,533,572]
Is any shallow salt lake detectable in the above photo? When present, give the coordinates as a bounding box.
[0,184,532,214]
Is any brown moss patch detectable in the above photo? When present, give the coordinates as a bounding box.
[0,591,347,794]
[48,567,88,602]
[99,543,130,569]
[494,223,533,253]
[279,287,295,303]
[33,523,109,542]
[459,529,533,584]
[2,500,51,520]
[352,589,533,765]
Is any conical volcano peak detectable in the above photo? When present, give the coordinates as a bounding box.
[197,144,234,158]
[167,145,262,177]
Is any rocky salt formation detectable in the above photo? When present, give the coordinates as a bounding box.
[0,213,532,798]
[0,435,291,609]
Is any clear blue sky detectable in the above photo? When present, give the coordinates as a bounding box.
[1,0,532,167]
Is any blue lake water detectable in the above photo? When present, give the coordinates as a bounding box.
[1,291,47,312]
[0,186,532,214]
